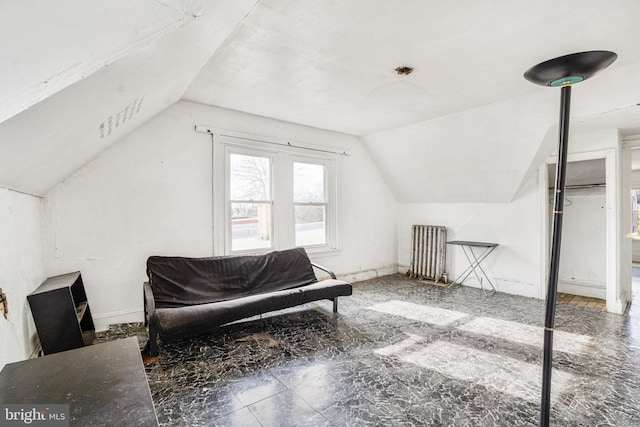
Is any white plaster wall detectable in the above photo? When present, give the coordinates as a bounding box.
[632,241,640,264]
[630,170,640,190]
[0,189,45,370]
[618,132,633,311]
[44,101,398,329]
[556,188,606,298]
[397,173,541,298]
[631,171,640,262]
[630,230,640,263]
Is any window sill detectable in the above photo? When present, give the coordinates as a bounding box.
[225,245,340,258]
[305,246,341,258]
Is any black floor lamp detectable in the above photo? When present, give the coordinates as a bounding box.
[523,51,617,427]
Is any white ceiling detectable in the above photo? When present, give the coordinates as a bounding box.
[1,0,640,201]
[184,0,640,136]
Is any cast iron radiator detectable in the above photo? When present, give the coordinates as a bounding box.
[407,225,447,282]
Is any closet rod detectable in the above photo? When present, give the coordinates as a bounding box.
[548,183,605,190]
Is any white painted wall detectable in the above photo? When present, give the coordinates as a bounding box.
[397,173,541,298]
[0,189,45,371]
[555,187,606,299]
[630,170,640,189]
[632,241,640,263]
[618,133,633,311]
[630,171,640,262]
[44,102,398,329]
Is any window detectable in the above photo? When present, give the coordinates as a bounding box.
[229,153,272,251]
[214,132,338,255]
[294,161,326,246]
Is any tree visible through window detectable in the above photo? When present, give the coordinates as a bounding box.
[220,137,338,255]
[229,153,272,251]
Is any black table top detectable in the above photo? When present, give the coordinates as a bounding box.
[0,337,158,426]
[446,240,499,248]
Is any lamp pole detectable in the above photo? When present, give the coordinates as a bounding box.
[523,50,616,427]
[540,83,571,426]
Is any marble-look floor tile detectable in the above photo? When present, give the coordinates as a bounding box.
[150,381,245,425]
[247,389,319,427]
[95,273,640,426]
[292,371,358,413]
[228,372,287,406]
[457,316,593,355]
[366,299,470,326]
[210,407,262,427]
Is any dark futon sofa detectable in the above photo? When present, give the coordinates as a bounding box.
[143,247,352,356]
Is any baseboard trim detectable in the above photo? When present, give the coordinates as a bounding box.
[28,332,42,359]
[92,307,141,319]
[337,266,398,283]
[29,342,42,359]
[92,308,144,331]
[607,298,627,315]
[558,280,606,299]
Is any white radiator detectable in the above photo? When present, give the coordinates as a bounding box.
[407,225,447,282]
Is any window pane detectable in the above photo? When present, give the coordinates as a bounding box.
[294,162,324,203]
[230,154,271,201]
[231,202,272,251]
[295,205,326,246]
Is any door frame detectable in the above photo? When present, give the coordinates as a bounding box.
[538,147,626,313]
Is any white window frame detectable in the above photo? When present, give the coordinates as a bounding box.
[226,147,276,253]
[212,130,340,256]
[292,155,337,251]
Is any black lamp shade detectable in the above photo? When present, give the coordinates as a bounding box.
[524,51,617,87]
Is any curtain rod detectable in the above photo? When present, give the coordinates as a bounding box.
[194,125,349,156]
[548,183,605,190]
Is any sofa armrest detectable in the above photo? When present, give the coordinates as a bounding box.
[143,282,160,357]
[143,282,156,326]
[311,262,337,280]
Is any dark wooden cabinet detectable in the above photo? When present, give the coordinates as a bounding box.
[28,272,95,355]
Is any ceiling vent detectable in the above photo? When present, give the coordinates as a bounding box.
[98,96,145,139]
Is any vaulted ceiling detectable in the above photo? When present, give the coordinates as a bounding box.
[2,0,640,201]
[0,0,257,195]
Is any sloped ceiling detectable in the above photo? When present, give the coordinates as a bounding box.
[0,0,256,196]
[0,0,196,124]
[2,0,640,202]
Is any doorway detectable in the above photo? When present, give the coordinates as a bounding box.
[539,147,625,313]
[547,158,607,300]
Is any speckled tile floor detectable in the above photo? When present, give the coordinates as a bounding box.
[97,273,640,426]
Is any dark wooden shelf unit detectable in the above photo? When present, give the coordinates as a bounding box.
[28,272,95,355]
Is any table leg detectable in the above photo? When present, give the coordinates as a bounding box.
[447,245,497,293]
[467,246,497,293]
